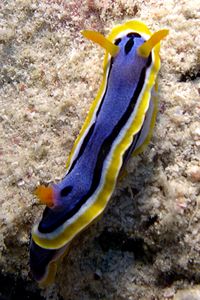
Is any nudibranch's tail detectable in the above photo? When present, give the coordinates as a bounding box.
[138,29,169,57]
[30,239,69,287]
[35,185,56,208]
[81,30,119,57]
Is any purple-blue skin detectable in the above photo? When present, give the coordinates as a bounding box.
[30,33,154,283]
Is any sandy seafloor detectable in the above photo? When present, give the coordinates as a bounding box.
[0,0,200,299]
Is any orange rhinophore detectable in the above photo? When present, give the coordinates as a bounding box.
[35,185,54,207]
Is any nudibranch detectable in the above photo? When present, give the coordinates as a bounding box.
[30,20,168,286]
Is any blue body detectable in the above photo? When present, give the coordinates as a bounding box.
[30,33,153,282]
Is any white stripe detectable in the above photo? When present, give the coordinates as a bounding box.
[65,59,111,175]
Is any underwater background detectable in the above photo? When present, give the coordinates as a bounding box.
[0,0,200,299]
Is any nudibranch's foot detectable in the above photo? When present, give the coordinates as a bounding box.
[30,239,69,287]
